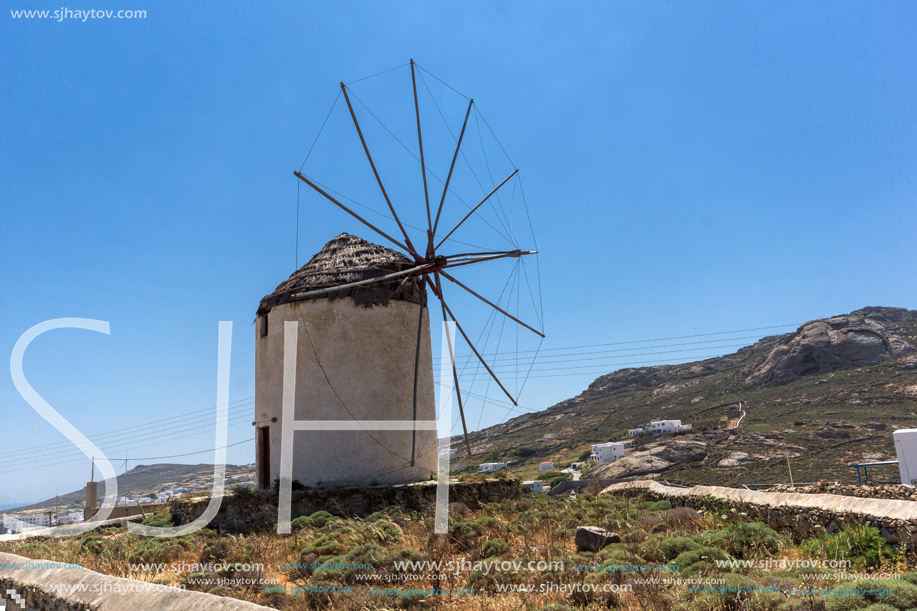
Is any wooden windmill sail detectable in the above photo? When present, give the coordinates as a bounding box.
[292,60,544,457]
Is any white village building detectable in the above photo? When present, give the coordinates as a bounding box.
[591,442,628,464]
[2,513,50,533]
[479,462,508,473]
[629,419,692,436]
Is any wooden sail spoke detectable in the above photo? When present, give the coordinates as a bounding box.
[340,83,420,259]
[435,169,518,250]
[439,269,544,338]
[432,274,472,457]
[293,171,410,254]
[435,277,518,406]
[432,99,474,240]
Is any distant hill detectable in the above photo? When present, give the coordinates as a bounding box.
[456,306,917,485]
[11,463,254,513]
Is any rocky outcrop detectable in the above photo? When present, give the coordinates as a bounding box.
[590,438,706,479]
[745,307,915,386]
[587,366,676,394]
[574,526,620,552]
[717,451,763,467]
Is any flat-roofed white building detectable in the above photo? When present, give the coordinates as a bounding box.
[522,480,544,493]
[2,513,50,533]
[591,442,627,464]
[649,420,692,434]
[479,462,508,473]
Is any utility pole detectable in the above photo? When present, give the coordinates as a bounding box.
[786,450,795,486]
[54,487,58,526]
[124,452,129,501]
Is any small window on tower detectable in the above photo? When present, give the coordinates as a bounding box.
[260,315,268,338]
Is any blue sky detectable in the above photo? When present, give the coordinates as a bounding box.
[2,1,915,507]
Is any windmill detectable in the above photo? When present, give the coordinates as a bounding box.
[288,60,544,459]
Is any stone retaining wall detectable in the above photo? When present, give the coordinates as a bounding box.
[602,480,917,547]
[0,552,269,610]
[172,478,521,533]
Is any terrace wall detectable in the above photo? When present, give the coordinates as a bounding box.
[602,480,917,547]
[172,478,521,532]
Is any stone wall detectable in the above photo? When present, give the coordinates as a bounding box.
[768,482,917,501]
[172,478,521,533]
[602,480,917,547]
[0,552,269,610]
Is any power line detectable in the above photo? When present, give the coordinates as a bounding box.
[434,333,777,365]
[434,324,798,361]
[0,411,255,471]
[0,398,255,461]
[129,439,253,461]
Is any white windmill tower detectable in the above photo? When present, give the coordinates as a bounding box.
[254,60,543,489]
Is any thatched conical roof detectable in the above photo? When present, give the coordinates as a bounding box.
[257,233,424,316]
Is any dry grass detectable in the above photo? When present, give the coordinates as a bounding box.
[2,493,916,610]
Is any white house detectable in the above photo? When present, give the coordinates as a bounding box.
[539,461,554,471]
[522,480,544,493]
[631,420,692,436]
[649,420,692,434]
[479,462,508,473]
[543,433,556,443]
[2,513,50,533]
[58,512,83,525]
[591,442,627,464]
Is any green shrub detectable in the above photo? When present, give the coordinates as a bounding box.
[450,521,485,549]
[361,519,402,544]
[129,537,193,564]
[538,470,570,484]
[640,500,673,512]
[825,577,917,611]
[291,510,335,532]
[693,528,732,550]
[299,533,346,558]
[804,525,894,570]
[140,513,172,528]
[482,539,510,558]
[670,546,730,578]
[199,538,234,563]
[385,548,425,573]
[230,485,255,498]
[729,522,782,558]
[658,537,703,562]
[79,534,104,555]
[514,445,539,458]
[475,516,501,530]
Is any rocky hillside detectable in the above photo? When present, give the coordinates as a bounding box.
[456,306,917,485]
[12,463,254,512]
